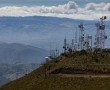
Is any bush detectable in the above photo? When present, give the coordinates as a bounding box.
[79,50,87,55]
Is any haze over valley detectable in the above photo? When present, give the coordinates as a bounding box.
[0,0,110,88]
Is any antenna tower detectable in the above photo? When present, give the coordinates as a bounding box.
[78,23,85,50]
[63,36,67,53]
[95,16,107,49]
[74,29,78,51]
[86,34,92,50]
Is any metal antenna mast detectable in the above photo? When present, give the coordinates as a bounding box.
[78,23,85,50]
[63,35,67,53]
[74,29,78,51]
[71,39,74,51]
[95,16,107,49]
[86,34,92,50]
[55,46,59,58]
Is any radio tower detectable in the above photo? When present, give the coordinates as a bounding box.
[74,29,78,51]
[95,16,107,49]
[78,23,85,50]
[71,39,74,51]
[63,36,67,53]
[86,34,92,50]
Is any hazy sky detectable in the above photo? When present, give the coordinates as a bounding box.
[0,0,109,6]
[0,0,109,48]
[0,0,109,20]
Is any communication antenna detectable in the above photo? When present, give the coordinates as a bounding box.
[78,23,85,50]
[49,42,54,58]
[71,39,74,51]
[63,35,67,53]
[74,28,78,51]
[55,46,59,57]
[95,23,100,48]
[95,16,107,49]
[86,34,92,50]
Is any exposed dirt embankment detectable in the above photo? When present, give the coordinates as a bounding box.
[50,68,110,75]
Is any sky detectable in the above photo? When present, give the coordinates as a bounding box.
[0,0,109,6]
[0,0,109,20]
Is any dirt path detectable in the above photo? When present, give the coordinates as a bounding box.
[54,74,110,78]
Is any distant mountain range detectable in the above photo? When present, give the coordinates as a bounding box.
[0,42,48,86]
[0,16,109,50]
[0,43,48,63]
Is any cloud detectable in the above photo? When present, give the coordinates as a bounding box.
[85,2,110,11]
[103,3,110,11]
[0,1,110,20]
[85,2,106,10]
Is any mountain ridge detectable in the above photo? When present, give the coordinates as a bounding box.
[0,42,48,63]
[1,51,110,90]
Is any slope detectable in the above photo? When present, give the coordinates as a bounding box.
[0,63,38,87]
[1,51,110,90]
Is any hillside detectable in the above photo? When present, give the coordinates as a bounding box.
[0,43,48,63]
[0,43,48,86]
[1,51,110,90]
[0,63,38,87]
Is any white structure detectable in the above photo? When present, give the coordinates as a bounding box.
[95,16,107,49]
[86,34,92,49]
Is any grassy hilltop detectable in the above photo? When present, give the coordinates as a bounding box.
[1,51,110,90]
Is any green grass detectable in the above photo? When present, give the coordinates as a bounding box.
[1,52,110,90]
[1,75,110,90]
